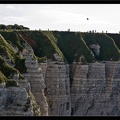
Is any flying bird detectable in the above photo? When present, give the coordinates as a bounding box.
[87,18,89,20]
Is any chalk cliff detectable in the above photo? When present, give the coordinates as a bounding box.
[0,29,120,116]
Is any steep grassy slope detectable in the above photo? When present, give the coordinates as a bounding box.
[107,33,120,50]
[81,33,120,61]
[0,56,24,83]
[53,31,94,64]
[0,34,16,62]
[0,30,119,65]
[19,31,66,62]
[0,33,27,73]
[0,71,7,83]
[0,31,25,51]
[42,31,66,61]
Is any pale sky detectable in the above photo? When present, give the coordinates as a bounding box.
[0,4,120,33]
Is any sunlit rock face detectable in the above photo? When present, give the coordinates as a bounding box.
[70,61,120,116]
[44,61,71,116]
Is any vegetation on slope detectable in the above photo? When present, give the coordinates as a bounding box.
[0,33,27,73]
[20,31,66,61]
[0,34,16,62]
[107,33,120,50]
[0,31,24,51]
[42,31,66,62]
[0,24,29,31]
[53,31,94,64]
[81,33,120,61]
[0,71,7,83]
[0,56,24,84]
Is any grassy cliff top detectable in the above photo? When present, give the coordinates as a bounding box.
[0,30,119,64]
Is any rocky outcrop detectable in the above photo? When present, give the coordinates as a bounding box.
[89,44,100,56]
[0,78,40,116]
[22,43,48,116]
[70,61,120,116]
[45,61,71,116]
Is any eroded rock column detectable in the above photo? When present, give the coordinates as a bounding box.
[45,61,71,116]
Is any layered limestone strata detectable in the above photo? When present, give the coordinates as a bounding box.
[70,61,120,116]
[45,61,71,116]
[22,43,48,116]
[2,41,119,116]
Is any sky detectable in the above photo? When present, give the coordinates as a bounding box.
[0,4,120,33]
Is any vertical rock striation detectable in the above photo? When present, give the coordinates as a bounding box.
[22,43,48,116]
[70,61,120,116]
[45,61,71,116]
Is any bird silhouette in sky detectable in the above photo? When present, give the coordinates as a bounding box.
[87,18,89,20]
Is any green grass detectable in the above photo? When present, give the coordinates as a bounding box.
[0,34,16,62]
[0,56,24,82]
[21,31,59,61]
[107,33,120,50]
[0,30,119,65]
[81,33,120,61]
[0,33,27,74]
[42,31,66,62]
[0,31,24,51]
[53,31,94,64]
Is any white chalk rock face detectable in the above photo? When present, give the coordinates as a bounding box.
[23,43,48,116]
[0,87,34,116]
[70,61,120,116]
[45,61,71,116]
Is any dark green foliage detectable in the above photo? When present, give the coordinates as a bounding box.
[0,33,27,73]
[107,33,120,50]
[53,31,94,64]
[42,31,66,62]
[0,56,24,81]
[0,56,16,78]
[0,24,7,30]
[0,32,24,51]
[0,34,16,62]
[81,33,120,61]
[21,31,57,60]
[0,24,30,30]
